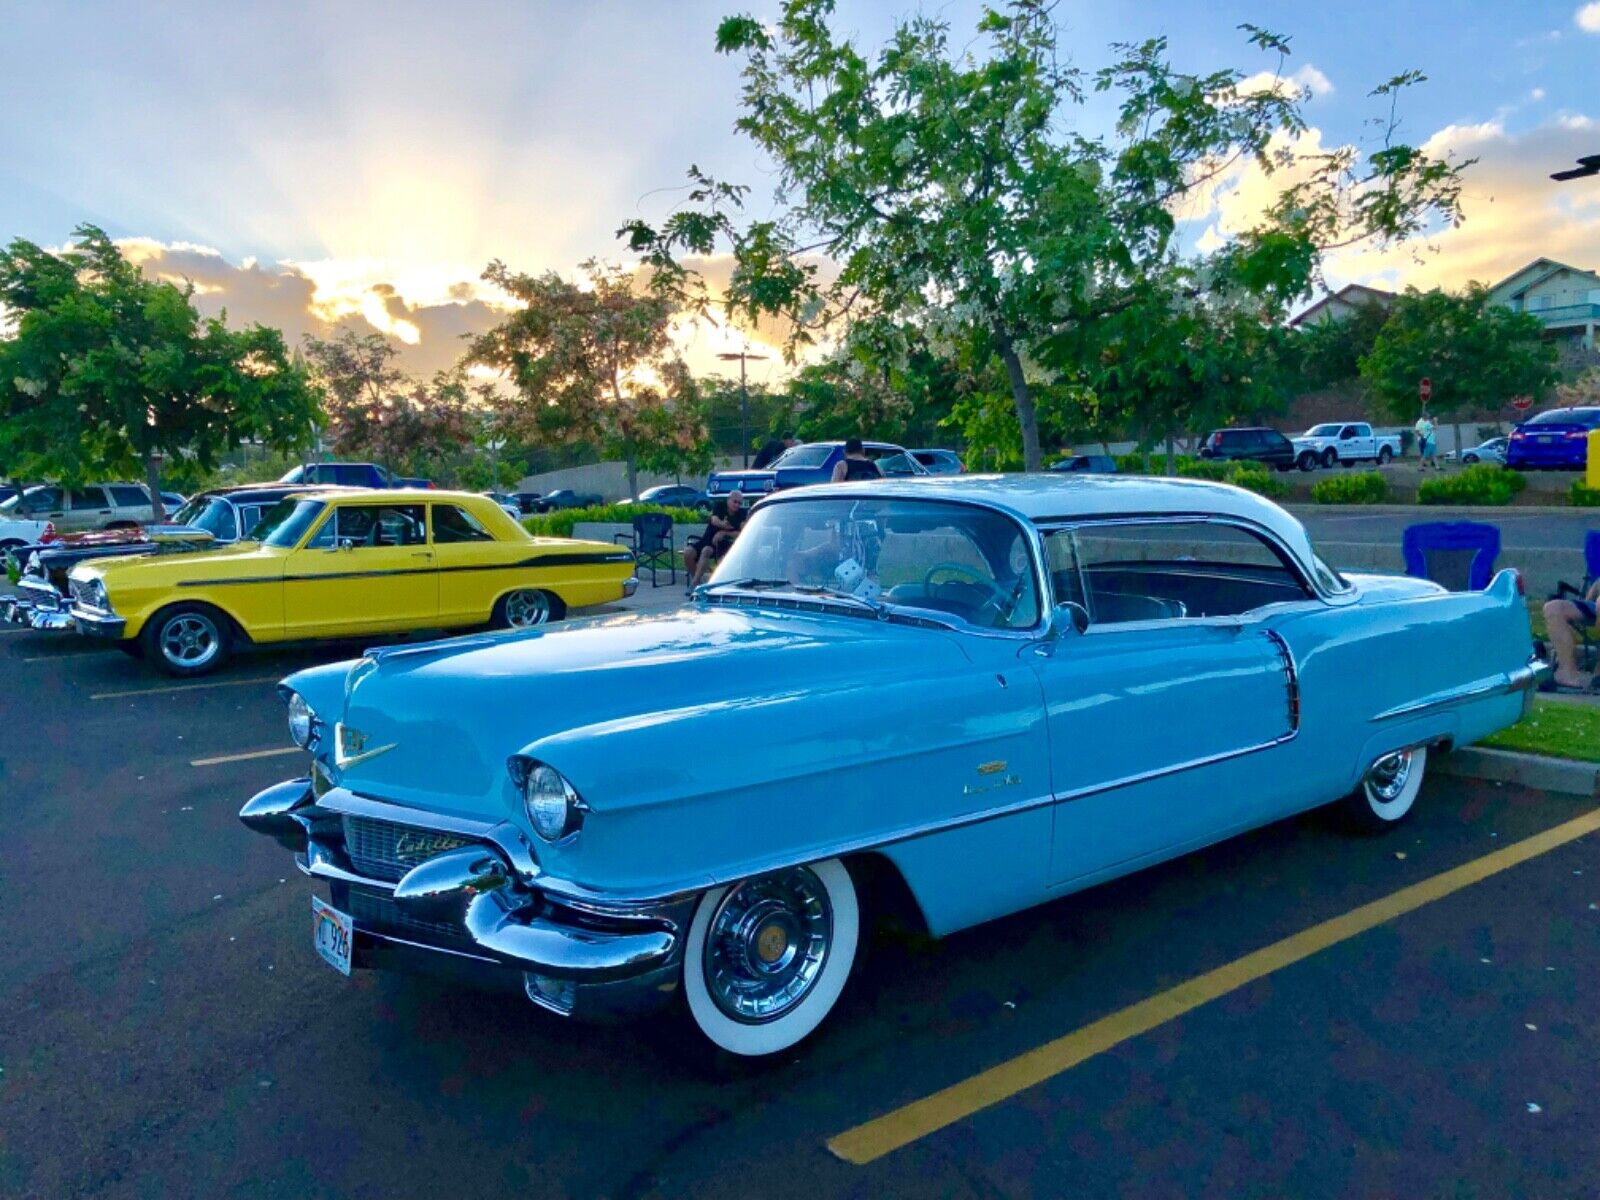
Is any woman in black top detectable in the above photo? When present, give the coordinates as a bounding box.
[831,438,883,483]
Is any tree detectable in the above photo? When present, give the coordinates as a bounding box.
[1359,284,1558,452]
[622,2,1467,470]
[1297,298,1391,389]
[0,225,320,520]
[468,260,709,499]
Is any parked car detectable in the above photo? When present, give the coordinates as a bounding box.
[911,448,965,475]
[534,489,604,512]
[1291,423,1401,471]
[1453,437,1509,466]
[238,473,1537,1057]
[1050,454,1118,474]
[510,491,543,515]
[161,492,187,517]
[280,462,401,489]
[707,440,929,497]
[7,526,218,630]
[0,483,160,548]
[1198,427,1297,471]
[483,492,523,521]
[395,477,436,489]
[0,482,22,507]
[1506,407,1600,471]
[631,484,710,511]
[68,490,637,676]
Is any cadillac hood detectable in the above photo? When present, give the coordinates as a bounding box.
[298,604,983,820]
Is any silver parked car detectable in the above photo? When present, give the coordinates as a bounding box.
[1456,437,1508,466]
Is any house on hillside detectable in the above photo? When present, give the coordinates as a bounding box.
[1288,283,1395,327]
[1487,258,1600,352]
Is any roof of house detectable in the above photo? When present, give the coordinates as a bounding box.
[1488,257,1600,300]
[1289,283,1395,327]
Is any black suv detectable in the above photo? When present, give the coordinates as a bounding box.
[1199,427,1296,471]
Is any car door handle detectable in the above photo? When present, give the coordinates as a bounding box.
[410,551,434,560]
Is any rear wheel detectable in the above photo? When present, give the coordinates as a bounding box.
[682,858,860,1057]
[140,604,231,676]
[1321,448,1338,469]
[1341,746,1427,833]
[1378,446,1395,464]
[1297,452,1319,472]
[492,588,564,629]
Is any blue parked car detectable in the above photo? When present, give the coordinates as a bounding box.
[241,474,1539,1057]
[1505,406,1600,470]
[706,439,927,497]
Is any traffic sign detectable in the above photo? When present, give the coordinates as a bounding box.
[1419,378,1432,402]
[1512,395,1533,412]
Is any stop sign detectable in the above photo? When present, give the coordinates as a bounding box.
[1512,395,1533,412]
[1419,377,1432,402]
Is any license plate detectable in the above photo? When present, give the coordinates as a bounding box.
[1539,435,1556,443]
[312,896,353,976]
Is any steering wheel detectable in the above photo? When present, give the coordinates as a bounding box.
[922,562,1013,622]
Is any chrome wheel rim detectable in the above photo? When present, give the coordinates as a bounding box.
[504,589,550,627]
[1366,750,1414,803]
[160,613,220,667]
[703,867,832,1024]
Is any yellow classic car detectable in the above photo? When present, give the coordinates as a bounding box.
[66,489,637,675]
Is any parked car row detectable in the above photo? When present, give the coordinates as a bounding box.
[0,482,182,549]
[233,472,1540,1057]
[707,440,930,497]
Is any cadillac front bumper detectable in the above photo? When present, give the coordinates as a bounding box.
[239,778,694,1020]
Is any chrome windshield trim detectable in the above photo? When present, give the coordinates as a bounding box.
[1370,655,1547,723]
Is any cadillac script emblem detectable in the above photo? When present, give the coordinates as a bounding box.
[334,722,396,769]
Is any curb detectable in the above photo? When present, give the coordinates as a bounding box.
[1286,504,1586,518]
[1436,746,1600,797]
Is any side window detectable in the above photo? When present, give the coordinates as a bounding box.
[432,504,493,544]
[70,487,110,510]
[110,485,149,507]
[235,506,262,539]
[329,504,426,548]
[1047,521,1311,625]
[1340,425,1359,439]
[25,486,65,513]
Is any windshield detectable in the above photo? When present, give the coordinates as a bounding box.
[710,497,1040,630]
[1306,424,1340,437]
[771,444,833,469]
[252,498,326,547]
[875,451,926,476]
[171,496,238,540]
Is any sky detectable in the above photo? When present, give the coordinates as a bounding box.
[2,0,1597,384]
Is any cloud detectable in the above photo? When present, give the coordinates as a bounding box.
[1578,3,1600,33]
[1234,63,1334,100]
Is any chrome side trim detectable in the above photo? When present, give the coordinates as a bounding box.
[1370,655,1546,723]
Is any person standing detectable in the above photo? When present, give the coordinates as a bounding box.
[751,433,797,470]
[1414,411,1438,470]
[831,438,883,482]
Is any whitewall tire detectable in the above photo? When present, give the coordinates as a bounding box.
[682,858,859,1057]
[1344,746,1427,832]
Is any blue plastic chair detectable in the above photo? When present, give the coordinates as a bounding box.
[1586,530,1600,586]
[1402,521,1501,592]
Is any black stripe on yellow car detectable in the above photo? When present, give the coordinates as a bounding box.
[175,551,633,588]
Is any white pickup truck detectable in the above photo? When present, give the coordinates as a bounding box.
[1291,422,1402,471]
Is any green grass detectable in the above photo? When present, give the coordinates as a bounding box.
[1480,698,1600,763]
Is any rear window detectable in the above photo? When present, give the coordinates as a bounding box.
[1525,408,1600,427]
[110,485,149,507]
[772,445,834,469]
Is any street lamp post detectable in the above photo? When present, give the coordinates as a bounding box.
[716,347,770,468]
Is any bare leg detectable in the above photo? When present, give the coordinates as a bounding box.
[1543,599,1593,687]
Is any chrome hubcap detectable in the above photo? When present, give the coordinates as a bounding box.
[160,614,219,666]
[704,867,831,1023]
[504,590,550,627]
[1366,750,1414,803]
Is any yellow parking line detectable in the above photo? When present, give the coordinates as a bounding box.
[190,746,300,768]
[827,805,1600,1165]
[91,676,279,701]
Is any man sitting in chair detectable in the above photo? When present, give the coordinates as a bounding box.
[1543,579,1600,693]
[686,490,747,590]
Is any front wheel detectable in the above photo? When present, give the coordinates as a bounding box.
[682,858,860,1057]
[1378,446,1394,464]
[1341,746,1427,833]
[1462,453,1478,464]
[140,603,231,676]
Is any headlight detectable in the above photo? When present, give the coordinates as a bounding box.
[518,760,585,842]
[286,691,316,749]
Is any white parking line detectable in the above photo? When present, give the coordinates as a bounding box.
[190,747,300,768]
[91,676,279,701]
[20,650,116,663]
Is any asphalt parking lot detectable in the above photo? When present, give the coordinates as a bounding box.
[2,616,1598,1199]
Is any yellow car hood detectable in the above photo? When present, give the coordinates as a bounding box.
[76,540,291,585]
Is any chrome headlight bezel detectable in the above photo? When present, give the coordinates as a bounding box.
[510,756,586,843]
[283,689,319,750]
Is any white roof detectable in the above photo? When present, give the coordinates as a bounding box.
[774,473,1323,575]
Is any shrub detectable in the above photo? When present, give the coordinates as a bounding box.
[1417,464,1518,506]
[521,503,703,539]
[1174,458,1234,482]
[1570,480,1600,507]
[1225,465,1289,499]
[1114,450,1196,475]
[1311,471,1390,505]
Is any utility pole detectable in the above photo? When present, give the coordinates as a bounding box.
[717,346,770,468]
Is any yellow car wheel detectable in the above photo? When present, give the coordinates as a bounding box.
[140,603,232,676]
[493,588,564,629]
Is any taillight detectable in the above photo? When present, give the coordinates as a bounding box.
[40,521,58,543]
[1565,430,1587,440]
[1512,569,1525,596]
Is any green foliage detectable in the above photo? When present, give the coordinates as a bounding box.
[1174,457,1286,497]
[1174,458,1235,482]
[1296,299,1391,389]
[0,225,321,517]
[520,504,703,540]
[1311,471,1390,504]
[1416,464,1522,506]
[1359,284,1558,423]
[1568,480,1600,507]
[625,4,1467,471]
[1482,698,1600,763]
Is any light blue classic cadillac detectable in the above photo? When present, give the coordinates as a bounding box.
[240,475,1541,1057]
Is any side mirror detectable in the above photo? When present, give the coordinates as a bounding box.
[1053,601,1090,636]
[337,537,356,552]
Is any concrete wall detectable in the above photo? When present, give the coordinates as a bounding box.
[518,457,745,502]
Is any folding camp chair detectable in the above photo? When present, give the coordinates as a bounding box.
[614,512,677,586]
